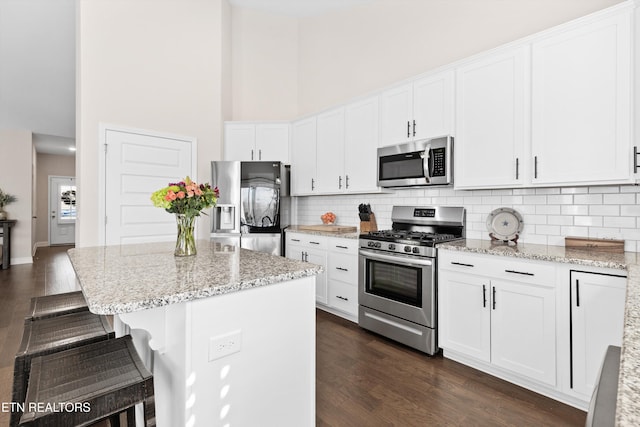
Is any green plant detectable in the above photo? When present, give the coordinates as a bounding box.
[0,188,17,209]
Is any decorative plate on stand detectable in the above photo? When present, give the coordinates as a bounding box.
[486,207,523,244]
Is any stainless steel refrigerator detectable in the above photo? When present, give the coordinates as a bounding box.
[211,161,290,256]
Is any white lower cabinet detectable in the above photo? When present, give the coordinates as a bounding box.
[569,270,627,399]
[439,254,556,386]
[286,233,327,304]
[286,232,358,321]
[439,249,630,410]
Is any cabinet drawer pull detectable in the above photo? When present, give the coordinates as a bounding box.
[291,239,301,242]
[336,267,348,272]
[335,245,349,249]
[482,284,487,308]
[336,295,349,301]
[451,262,474,268]
[505,269,534,276]
[310,241,320,245]
[492,286,496,310]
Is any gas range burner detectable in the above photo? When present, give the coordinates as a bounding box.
[365,230,457,245]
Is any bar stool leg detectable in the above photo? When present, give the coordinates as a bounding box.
[144,394,156,427]
[126,407,136,426]
[109,413,121,427]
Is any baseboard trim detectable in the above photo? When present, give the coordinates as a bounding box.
[11,256,33,265]
[33,241,49,255]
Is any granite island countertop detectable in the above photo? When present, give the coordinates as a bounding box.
[286,225,360,239]
[437,238,640,270]
[68,240,322,315]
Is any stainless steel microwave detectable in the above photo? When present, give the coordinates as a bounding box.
[377,136,453,188]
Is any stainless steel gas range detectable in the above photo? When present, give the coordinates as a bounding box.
[358,206,465,355]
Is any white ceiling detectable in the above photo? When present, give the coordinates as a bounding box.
[228,0,376,17]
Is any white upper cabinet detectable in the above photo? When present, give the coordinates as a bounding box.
[315,107,346,193]
[455,46,530,189]
[223,122,290,162]
[531,11,632,185]
[344,96,380,193]
[291,117,317,195]
[294,96,382,196]
[454,4,634,189]
[223,123,255,161]
[255,124,290,162]
[379,70,454,146]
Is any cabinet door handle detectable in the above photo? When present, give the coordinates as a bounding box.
[451,262,474,268]
[291,238,301,242]
[635,146,639,174]
[310,241,320,245]
[259,149,262,160]
[251,149,254,161]
[413,120,416,137]
[515,157,519,180]
[336,295,349,301]
[482,284,487,308]
[505,269,534,276]
[338,176,342,189]
[407,121,411,138]
[336,267,348,272]
[534,156,538,179]
[304,252,309,262]
[335,245,349,249]
[301,251,305,262]
[345,175,350,189]
[311,178,315,191]
[492,286,496,310]
[576,279,580,307]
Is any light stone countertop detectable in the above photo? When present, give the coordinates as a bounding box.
[68,240,322,315]
[286,225,360,239]
[437,238,639,270]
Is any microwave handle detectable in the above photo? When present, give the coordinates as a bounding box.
[421,145,432,184]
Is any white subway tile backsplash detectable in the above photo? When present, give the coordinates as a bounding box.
[574,194,603,205]
[574,216,603,227]
[603,216,636,228]
[547,195,573,205]
[562,205,589,216]
[603,193,636,205]
[296,184,640,251]
[589,205,619,216]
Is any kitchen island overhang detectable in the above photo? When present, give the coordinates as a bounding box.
[68,240,321,427]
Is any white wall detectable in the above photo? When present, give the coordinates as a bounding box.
[77,0,230,247]
[0,0,75,138]
[230,7,298,120]
[296,0,624,115]
[0,129,33,264]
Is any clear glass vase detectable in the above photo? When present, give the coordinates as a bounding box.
[175,214,197,257]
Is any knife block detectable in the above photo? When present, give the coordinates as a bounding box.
[360,213,378,233]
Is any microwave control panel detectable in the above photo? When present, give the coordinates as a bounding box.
[431,147,446,177]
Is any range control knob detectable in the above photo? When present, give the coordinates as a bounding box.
[404,246,412,253]
[375,242,381,248]
[388,244,396,251]
[412,247,420,254]
[367,241,374,247]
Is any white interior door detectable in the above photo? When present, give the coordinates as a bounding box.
[49,176,76,245]
[104,128,195,246]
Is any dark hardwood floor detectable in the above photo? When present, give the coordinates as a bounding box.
[0,246,586,426]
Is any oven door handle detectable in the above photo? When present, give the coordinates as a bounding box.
[360,249,433,267]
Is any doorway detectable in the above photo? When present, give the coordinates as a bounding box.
[49,176,76,245]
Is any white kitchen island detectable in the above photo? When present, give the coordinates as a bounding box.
[68,240,321,427]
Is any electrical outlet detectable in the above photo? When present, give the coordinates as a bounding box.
[209,330,242,361]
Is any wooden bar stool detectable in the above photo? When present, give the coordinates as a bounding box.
[19,335,155,427]
[11,311,115,427]
[26,291,89,320]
